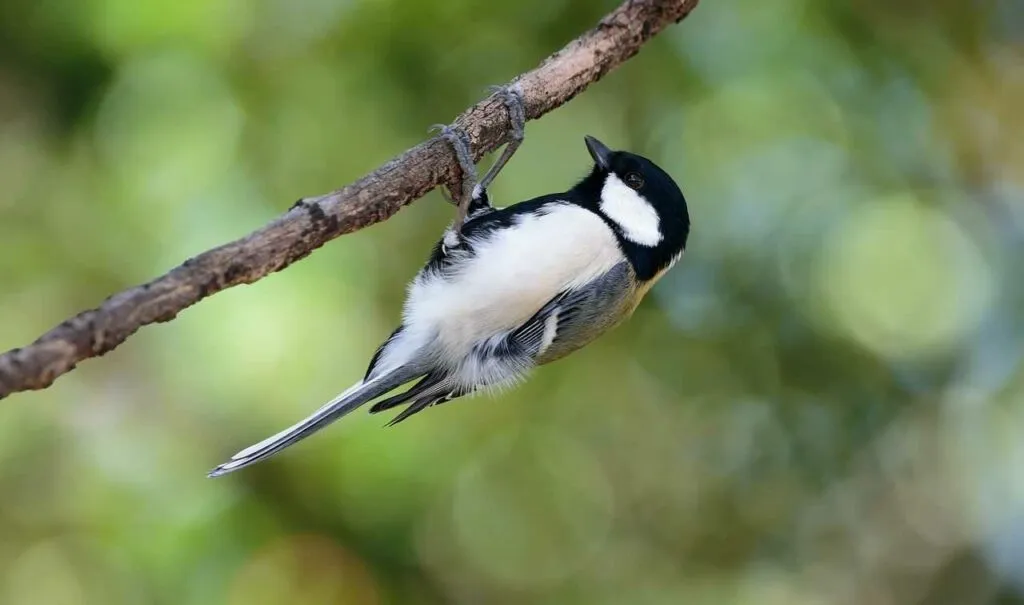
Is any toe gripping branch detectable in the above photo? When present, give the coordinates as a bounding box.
[435,83,526,236]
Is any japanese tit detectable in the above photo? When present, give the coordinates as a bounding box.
[209,131,689,477]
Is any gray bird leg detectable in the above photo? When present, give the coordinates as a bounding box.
[476,83,526,195]
[433,124,478,228]
[434,82,527,234]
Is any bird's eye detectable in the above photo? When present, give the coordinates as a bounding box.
[624,172,644,190]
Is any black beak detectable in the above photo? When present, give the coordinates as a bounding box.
[584,135,612,170]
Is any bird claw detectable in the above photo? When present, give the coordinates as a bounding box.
[433,82,527,233]
[475,83,525,195]
[487,83,526,149]
[433,123,478,232]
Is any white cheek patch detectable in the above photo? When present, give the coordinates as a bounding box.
[600,173,662,247]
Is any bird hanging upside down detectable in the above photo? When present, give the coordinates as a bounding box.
[209,84,690,477]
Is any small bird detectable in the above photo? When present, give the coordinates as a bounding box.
[209,89,690,477]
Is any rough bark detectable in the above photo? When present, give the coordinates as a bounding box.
[0,0,700,399]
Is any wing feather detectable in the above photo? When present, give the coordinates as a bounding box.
[505,261,635,363]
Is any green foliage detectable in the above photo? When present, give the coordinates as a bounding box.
[2,0,1024,602]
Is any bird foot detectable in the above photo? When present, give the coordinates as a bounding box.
[433,81,527,234]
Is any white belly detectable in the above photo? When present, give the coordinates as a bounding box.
[404,203,623,357]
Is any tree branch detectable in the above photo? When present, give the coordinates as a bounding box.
[0,0,700,400]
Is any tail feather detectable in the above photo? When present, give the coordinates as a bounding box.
[384,381,464,427]
[368,372,471,426]
[207,367,422,477]
[385,391,448,426]
[369,372,445,414]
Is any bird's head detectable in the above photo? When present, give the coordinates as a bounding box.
[576,135,690,280]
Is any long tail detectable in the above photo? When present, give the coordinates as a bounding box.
[207,366,423,477]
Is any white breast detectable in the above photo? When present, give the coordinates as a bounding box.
[404,203,624,359]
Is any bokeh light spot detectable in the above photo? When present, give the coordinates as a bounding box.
[814,193,995,359]
[86,0,251,58]
[93,51,244,205]
[4,541,87,605]
[227,534,379,605]
[449,429,614,588]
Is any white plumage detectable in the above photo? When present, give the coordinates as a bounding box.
[377,202,625,387]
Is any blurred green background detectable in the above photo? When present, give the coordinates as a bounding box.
[2,0,1024,603]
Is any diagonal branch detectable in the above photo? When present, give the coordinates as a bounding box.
[0,0,700,400]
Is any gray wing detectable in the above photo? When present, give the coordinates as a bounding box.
[508,260,638,364]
